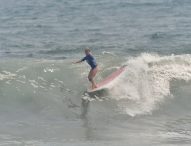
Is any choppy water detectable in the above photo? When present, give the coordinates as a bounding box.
[1,0,191,145]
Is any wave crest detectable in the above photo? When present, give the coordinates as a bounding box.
[109,53,191,116]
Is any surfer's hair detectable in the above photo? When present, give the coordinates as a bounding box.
[85,48,91,52]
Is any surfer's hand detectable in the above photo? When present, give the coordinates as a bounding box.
[73,60,82,64]
[72,62,79,64]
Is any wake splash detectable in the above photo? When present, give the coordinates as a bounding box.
[109,53,191,116]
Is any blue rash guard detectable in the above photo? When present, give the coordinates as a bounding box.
[81,54,97,69]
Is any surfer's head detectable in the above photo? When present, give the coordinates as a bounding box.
[84,48,91,55]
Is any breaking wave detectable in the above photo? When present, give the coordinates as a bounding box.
[109,53,191,116]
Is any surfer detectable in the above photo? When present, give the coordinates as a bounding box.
[74,48,98,89]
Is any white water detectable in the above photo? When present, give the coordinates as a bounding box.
[110,53,191,116]
[0,54,191,145]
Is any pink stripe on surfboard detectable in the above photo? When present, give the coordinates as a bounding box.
[97,66,126,88]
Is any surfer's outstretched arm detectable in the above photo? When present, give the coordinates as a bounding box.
[74,57,86,64]
[73,59,83,64]
[73,60,83,64]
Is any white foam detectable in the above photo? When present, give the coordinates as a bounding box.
[0,71,16,81]
[110,53,191,116]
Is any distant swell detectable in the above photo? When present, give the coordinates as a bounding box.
[38,48,83,55]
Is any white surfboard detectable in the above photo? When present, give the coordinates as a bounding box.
[87,66,126,96]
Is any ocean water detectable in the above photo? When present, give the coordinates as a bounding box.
[0,0,191,145]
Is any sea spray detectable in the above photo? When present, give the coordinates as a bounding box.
[110,53,191,116]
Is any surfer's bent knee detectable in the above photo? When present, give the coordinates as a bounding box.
[88,70,93,82]
[88,77,93,82]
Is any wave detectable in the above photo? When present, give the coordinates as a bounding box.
[108,53,191,116]
[1,53,191,118]
[115,0,171,8]
[0,59,83,119]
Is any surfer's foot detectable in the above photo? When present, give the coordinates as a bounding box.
[92,84,97,89]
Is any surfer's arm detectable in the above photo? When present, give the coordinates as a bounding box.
[74,60,83,64]
[73,57,86,64]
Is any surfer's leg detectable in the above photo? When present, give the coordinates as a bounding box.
[88,70,96,89]
[88,67,98,89]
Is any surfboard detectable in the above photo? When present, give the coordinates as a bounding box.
[87,66,126,96]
